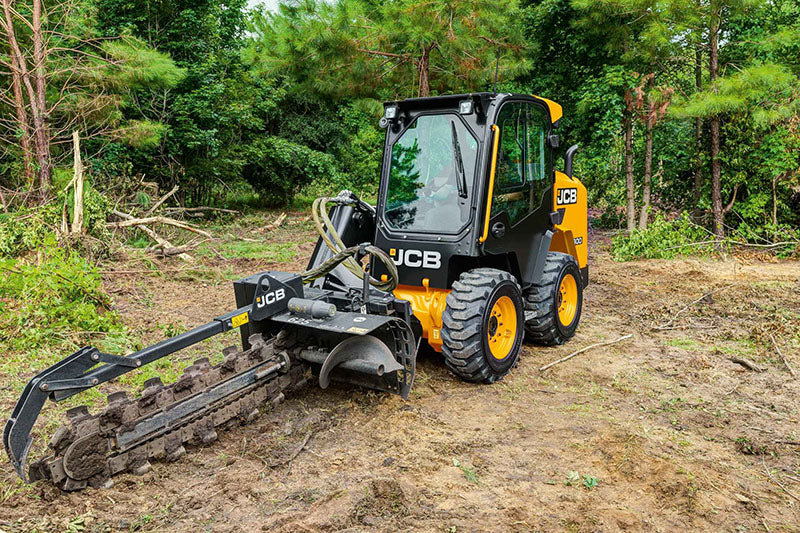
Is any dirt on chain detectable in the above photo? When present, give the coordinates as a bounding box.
[1,216,799,532]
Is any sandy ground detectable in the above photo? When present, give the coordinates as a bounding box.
[1,219,799,532]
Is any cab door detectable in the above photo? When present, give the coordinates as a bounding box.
[483,100,554,285]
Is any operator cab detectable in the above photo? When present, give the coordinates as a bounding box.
[375,92,570,291]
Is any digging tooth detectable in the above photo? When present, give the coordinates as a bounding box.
[49,425,74,452]
[222,345,238,357]
[195,420,218,445]
[131,460,152,476]
[107,391,128,404]
[62,477,88,491]
[165,445,186,463]
[66,406,91,426]
[89,474,112,489]
[221,355,237,374]
[142,377,164,391]
[27,459,50,482]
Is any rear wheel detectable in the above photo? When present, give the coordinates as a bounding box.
[441,268,525,383]
[524,252,583,346]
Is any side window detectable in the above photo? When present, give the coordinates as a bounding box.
[526,106,550,210]
[491,102,550,225]
[495,103,525,190]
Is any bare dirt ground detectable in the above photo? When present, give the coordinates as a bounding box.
[2,215,799,532]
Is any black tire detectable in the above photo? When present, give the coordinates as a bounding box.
[524,252,583,346]
[441,268,525,383]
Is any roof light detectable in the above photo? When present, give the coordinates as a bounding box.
[459,100,473,115]
[384,105,398,120]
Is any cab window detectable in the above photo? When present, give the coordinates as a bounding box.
[490,102,550,225]
[526,108,550,209]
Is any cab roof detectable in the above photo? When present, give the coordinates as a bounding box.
[384,93,562,124]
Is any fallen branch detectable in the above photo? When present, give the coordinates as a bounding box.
[145,185,179,216]
[147,238,208,258]
[651,323,716,332]
[99,268,193,275]
[266,212,287,231]
[653,285,732,330]
[163,206,238,215]
[770,333,796,378]
[108,215,212,238]
[269,431,313,468]
[111,210,193,262]
[730,356,764,372]
[662,240,798,252]
[763,458,800,503]
[539,334,633,372]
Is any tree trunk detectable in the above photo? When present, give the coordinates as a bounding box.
[417,46,431,97]
[1,0,33,187]
[692,44,703,206]
[624,114,636,233]
[31,0,51,201]
[639,118,653,229]
[709,11,723,238]
[71,131,84,234]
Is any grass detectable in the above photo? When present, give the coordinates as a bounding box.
[196,240,299,261]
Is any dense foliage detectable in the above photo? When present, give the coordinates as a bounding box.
[0,0,797,236]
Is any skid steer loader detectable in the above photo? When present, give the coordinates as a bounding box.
[4,92,587,490]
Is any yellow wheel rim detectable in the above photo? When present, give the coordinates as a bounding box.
[557,273,578,326]
[487,295,517,360]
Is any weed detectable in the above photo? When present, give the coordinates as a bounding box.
[564,470,580,486]
[66,512,94,533]
[130,513,152,531]
[161,322,187,338]
[734,436,772,455]
[582,475,599,489]
[452,458,479,484]
[660,397,687,412]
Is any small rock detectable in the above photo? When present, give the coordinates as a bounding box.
[383,457,395,466]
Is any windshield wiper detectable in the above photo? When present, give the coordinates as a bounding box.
[450,121,468,199]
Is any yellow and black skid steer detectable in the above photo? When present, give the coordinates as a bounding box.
[4,92,588,490]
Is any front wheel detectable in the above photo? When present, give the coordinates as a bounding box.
[524,252,583,346]
[441,268,525,383]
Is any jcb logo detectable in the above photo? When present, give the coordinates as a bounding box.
[390,248,441,269]
[256,288,285,308]
[557,188,578,206]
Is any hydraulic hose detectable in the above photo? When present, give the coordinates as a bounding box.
[302,192,398,292]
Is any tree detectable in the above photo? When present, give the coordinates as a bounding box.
[0,0,184,202]
[632,76,673,229]
[248,0,528,100]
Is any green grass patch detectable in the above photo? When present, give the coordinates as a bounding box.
[665,337,705,350]
[197,240,298,261]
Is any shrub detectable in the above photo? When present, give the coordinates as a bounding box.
[0,235,125,353]
[612,213,710,261]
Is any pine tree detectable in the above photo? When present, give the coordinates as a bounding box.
[248,0,527,99]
